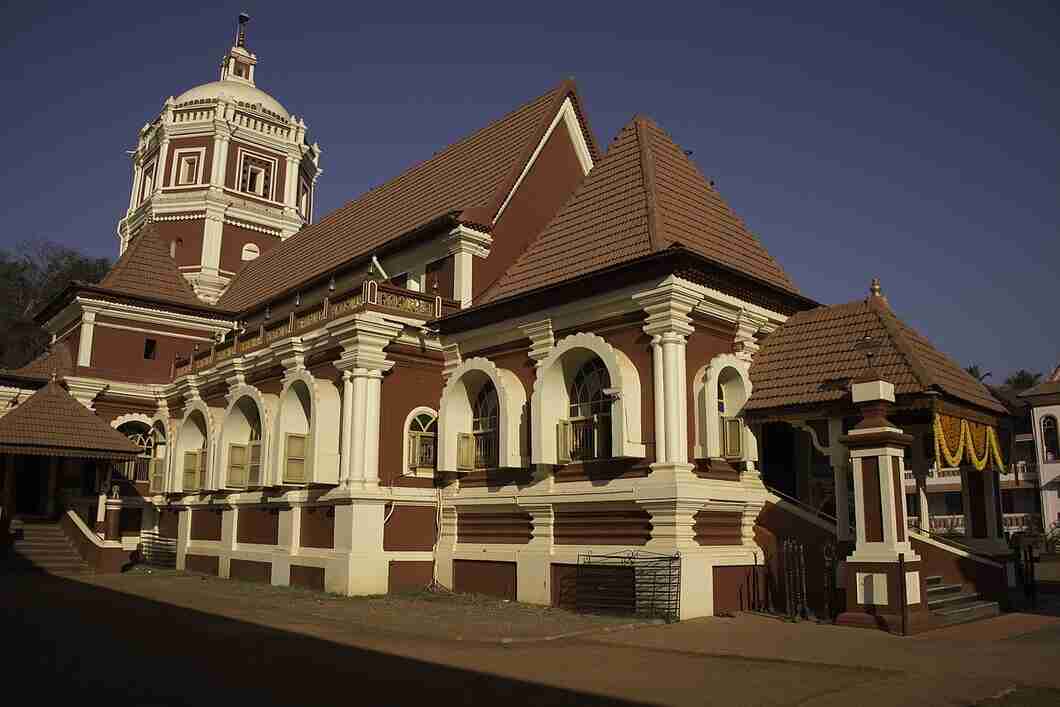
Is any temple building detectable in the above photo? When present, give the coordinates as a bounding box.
[0,17,1021,631]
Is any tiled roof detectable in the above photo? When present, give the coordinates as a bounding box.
[480,116,798,304]
[745,291,1006,414]
[6,342,76,381]
[217,81,597,311]
[0,380,142,459]
[96,225,204,308]
[1021,363,1060,398]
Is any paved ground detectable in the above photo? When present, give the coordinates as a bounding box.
[3,571,1060,706]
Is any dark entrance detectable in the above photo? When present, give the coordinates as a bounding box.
[14,457,48,516]
[760,422,796,497]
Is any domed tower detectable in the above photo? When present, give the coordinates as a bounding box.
[118,15,321,303]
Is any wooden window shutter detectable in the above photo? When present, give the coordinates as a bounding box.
[285,433,307,483]
[183,451,200,491]
[457,433,474,471]
[723,418,743,459]
[228,444,248,488]
[557,420,572,464]
[248,442,262,486]
[408,433,420,472]
[149,458,166,494]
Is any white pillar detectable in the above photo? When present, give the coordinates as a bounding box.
[283,155,299,210]
[210,130,230,188]
[661,333,687,464]
[517,504,554,605]
[155,137,171,192]
[339,371,354,484]
[650,336,667,464]
[77,311,96,367]
[452,249,473,308]
[916,473,930,531]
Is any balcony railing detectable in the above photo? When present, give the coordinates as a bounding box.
[473,431,498,470]
[902,463,1039,488]
[906,513,1042,534]
[174,280,460,378]
[560,415,611,463]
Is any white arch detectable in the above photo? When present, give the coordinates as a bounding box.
[692,353,756,462]
[219,385,277,489]
[402,406,438,478]
[176,399,217,492]
[274,370,341,485]
[531,332,645,464]
[111,412,154,430]
[438,357,527,471]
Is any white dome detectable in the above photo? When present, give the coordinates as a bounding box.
[175,79,289,120]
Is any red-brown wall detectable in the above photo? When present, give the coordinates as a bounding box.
[162,136,214,189]
[474,123,586,302]
[379,347,443,488]
[219,222,281,275]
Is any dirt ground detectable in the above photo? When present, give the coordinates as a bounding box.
[4,570,1060,706]
[118,567,651,641]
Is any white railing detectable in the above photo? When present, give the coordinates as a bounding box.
[907,512,1043,535]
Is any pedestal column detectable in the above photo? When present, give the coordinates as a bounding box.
[836,377,930,634]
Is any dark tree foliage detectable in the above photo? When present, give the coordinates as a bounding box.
[0,242,110,369]
[1003,369,1043,391]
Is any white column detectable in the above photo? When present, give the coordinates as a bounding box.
[452,249,473,308]
[283,155,299,211]
[916,473,930,531]
[127,162,143,212]
[210,130,230,188]
[661,333,687,464]
[363,370,383,487]
[77,311,96,367]
[517,504,554,605]
[201,205,224,276]
[155,137,171,192]
[960,468,975,538]
[650,336,667,464]
[339,371,354,484]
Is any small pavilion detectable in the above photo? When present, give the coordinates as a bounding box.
[743,279,1010,557]
[0,378,141,541]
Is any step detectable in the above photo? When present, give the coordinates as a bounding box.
[929,591,983,611]
[933,601,1000,626]
[925,583,964,598]
[924,575,944,587]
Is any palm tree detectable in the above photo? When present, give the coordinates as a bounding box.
[965,364,991,383]
[1004,369,1042,391]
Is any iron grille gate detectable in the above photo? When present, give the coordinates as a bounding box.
[140,530,177,569]
[576,551,681,623]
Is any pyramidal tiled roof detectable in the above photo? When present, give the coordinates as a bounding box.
[481,116,798,304]
[97,225,204,308]
[746,290,1006,415]
[217,81,598,311]
[0,380,141,458]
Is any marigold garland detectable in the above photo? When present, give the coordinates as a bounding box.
[932,413,1007,472]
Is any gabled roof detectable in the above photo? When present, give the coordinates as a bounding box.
[96,225,204,308]
[480,115,799,304]
[745,288,1006,415]
[217,81,599,311]
[0,380,141,459]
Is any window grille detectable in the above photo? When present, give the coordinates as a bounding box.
[408,412,437,473]
[459,384,499,471]
[558,358,612,463]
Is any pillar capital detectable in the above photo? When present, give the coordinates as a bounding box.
[634,277,702,339]
[330,314,404,373]
[444,225,492,259]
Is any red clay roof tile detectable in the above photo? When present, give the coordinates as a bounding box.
[0,380,142,458]
[96,225,204,308]
[217,81,597,311]
[480,116,798,304]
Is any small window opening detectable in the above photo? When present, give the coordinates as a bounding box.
[143,338,158,360]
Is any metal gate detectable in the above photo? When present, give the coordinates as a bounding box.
[576,550,681,623]
[140,530,177,568]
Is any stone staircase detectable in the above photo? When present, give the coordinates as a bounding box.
[925,574,999,626]
[5,521,91,575]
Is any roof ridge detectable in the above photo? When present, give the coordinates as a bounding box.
[866,296,934,391]
[99,225,203,307]
[634,115,663,253]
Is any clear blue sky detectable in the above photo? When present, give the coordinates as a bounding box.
[2,2,1057,380]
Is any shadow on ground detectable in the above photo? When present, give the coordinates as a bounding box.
[0,572,647,706]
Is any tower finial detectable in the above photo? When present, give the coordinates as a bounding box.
[870,277,882,297]
[236,13,250,48]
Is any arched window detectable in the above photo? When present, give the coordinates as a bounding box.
[241,243,261,261]
[717,367,746,460]
[179,411,209,493]
[454,384,500,471]
[119,422,154,484]
[407,411,438,475]
[223,396,263,489]
[1043,416,1059,463]
[560,358,612,462]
